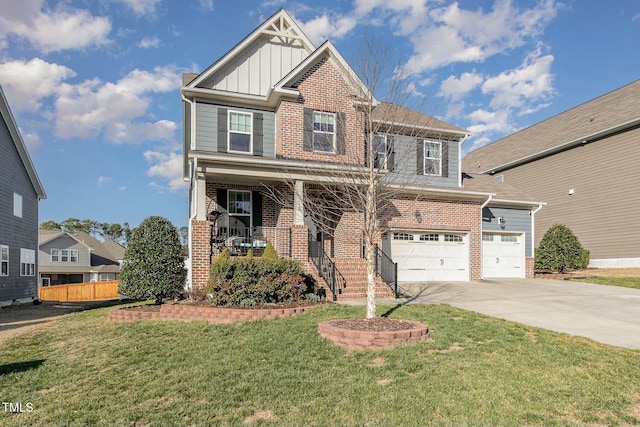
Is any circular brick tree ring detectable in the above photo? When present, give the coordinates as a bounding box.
[318,318,430,351]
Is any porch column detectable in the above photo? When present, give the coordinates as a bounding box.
[194,170,207,220]
[294,180,304,225]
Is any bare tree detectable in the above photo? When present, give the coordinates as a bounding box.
[268,37,452,318]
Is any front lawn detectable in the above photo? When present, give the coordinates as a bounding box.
[1,303,639,426]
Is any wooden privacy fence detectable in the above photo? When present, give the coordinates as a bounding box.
[39,280,120,302]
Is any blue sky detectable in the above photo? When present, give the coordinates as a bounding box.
[1,0,638,230]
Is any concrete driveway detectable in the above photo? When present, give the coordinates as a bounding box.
[390,278,640,350]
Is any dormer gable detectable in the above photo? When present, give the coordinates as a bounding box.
[186,9,315,98]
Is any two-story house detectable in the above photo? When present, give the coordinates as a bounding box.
[38,230,125,286]
[0,85,47,306]
[182,9,543,299]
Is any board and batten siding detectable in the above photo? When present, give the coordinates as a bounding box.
[500,126,640,261]
[0,113,39,303]
[195,102,275,157]
[388,135,461,188]
[203,36,309,97]
[482,207,533,257]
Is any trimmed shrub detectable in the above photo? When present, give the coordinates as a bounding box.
[206,256,316,306]
[262,241,279,261]
[119,216,186,304]
[535,224,588,273]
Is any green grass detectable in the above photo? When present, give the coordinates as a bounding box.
[571,276,640,290]
[1,303,640,426]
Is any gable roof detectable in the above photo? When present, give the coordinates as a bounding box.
[186,9,315,93]
[461,173,543,208]
[39,230,125,263]
[463,79,640,174]
[372,102,469,138]
[0,85,46,199]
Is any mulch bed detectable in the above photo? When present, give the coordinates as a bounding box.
[328,317,419,332]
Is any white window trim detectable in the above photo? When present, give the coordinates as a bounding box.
[228,110,253,154]
[373,134,388,169]
[13,193,23,218]
[312,111,336,153]
[423,140,442,177]
[51,249,59,262]
[227,190,252,232]
[20,248,35,277]
[1,245,8,276]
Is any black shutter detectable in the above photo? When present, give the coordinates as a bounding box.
[387,136,395,171]
[336,112,346,154]
[252,191,262,228]
[303,108,313,151]
[441,141,449,178]
[217,108,228,153]
[216,188,228,228]
[253,113,263,156]
[416,139,424,175]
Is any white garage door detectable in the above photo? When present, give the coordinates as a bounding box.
[390,231,469,282]
[482,233,525,278]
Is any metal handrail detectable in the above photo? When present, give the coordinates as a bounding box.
[373,243,398,298]
[308,231,344,301]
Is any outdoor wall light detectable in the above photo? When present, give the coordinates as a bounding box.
[414,210,422,223]
[498,216,506,229]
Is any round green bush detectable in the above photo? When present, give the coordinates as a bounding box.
[118,216,186,304]
[535,224,589,273]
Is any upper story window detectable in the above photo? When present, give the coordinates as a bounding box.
[373,134,389,169]
[313,111,335,152]
[51,249,79,263]
[1,245,8,276]
[423,140,442,176]
[13,193,23,218]
[228,111,252,153]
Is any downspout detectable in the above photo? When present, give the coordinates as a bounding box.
[183,94,196,291]
[458,134,470,188]
[530,203,544,259]
[479,194,494,281]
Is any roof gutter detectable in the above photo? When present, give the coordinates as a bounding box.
[482,117,640,174]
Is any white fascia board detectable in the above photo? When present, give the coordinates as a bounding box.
[373,119,470,139]
[489,198,548,209]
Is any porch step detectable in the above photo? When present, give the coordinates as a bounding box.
[333,258,395,300]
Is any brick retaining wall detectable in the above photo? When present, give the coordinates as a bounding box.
[109,303,312,324]
[318,319,430,351]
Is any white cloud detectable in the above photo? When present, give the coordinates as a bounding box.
[401,0,560,74]
[198,0,215,12]
[116,0,162,17]
[482,49,555,110]
[439,72,484,101]
[0,0,111,53]
[54,65,181,143]
[97,176,112,186]
[144,149,187,192]
[300,13,358,45]
[20,128,41,152]
[0,58,76,112]
[138,36,161,49]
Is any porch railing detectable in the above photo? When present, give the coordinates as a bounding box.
[365,243,398,298]
[210,226,291,258]
[308,231,344,301]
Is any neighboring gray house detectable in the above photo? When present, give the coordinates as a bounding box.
[463,79,640,268]
[0,85,46,306]
[39,230,125,286]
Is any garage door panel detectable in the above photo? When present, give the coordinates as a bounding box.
[390,232,469,282]
[482,234,525,278]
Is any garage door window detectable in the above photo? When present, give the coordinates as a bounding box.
[393,232,413,240]
[482,234,493,241]
[419,234,439,241]
[501,235,518,242]
[444,235,463,242]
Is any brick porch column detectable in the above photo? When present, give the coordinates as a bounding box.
[190,219,211,290]
[290,225,309,261]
